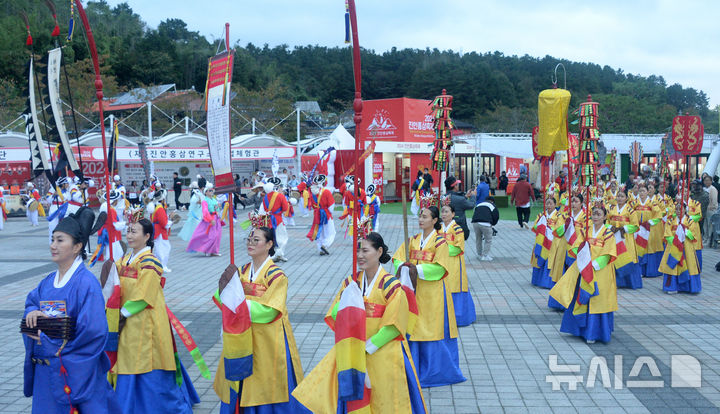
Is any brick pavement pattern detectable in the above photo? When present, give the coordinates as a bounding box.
[1,209,720,413]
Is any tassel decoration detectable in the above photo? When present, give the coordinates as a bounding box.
[21,12,33,46]
[45,0,60,37]
[67,0,75,41]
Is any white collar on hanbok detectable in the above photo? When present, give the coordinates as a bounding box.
[54,256,83,288]
[362,266,382,297]
[442,220,456,232]
[419,229,437,249]
[250,256,271,282]
[126,246,151,266]
[618,203,628,214]
[592,223,605,239]
[572,210,583,221]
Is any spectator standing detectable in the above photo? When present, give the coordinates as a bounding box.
[713,176,720,203]
[288,175,299,188]
[127,181,139,207]
[471,196,500,261]
[499,171,509,192]
[489,173,498,195]
[511,174,535,228]
[422,168,433,192]
[445,175,476,240]
[475,176,490,205]
[172,172,184,210]
[690,179,709,238]
[278,168,289,185]
[703,174,718,242]
[625,172,636,191]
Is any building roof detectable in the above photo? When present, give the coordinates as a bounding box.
[294,101,322,114]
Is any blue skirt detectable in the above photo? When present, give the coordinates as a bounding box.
[337,346,426,414]
[115,369,193,414]
[452,291,476,326]
[31,362,122,414]
[548,295,565,311]
[221,333,309,414]
[640,251,663,277]
[697,250,702,272]
[531,258,555,289]
[663,272,702,293]
[615,262,643,289]
[560,279,614,343]
[408,285,466,388]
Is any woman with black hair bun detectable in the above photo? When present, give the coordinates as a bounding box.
[22,207,121,413]
[110,217,199,413]
[391,204,465,388]
[214,226,306,413]
[439,203,476,326]
[293,231,427,413]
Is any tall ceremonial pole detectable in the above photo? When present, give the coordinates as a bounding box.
[347,0,363,282]
[75,1,113,260]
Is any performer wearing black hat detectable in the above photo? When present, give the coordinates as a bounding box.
[22,208,121,413]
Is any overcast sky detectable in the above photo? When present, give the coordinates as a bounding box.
[106,0,720,107]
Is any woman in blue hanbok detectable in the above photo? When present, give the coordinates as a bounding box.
[23,208,121,414]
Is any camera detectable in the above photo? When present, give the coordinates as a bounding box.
[492,227,498,236]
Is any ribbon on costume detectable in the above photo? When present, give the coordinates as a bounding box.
[46,201,68,222]
[166,306,211,380]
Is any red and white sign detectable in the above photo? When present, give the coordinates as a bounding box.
[1,147,295,163]
[505,157,524,193]
[372,153,384,199]
[359,98,435,142]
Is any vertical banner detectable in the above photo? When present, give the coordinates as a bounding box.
[505,157,524,193]
[372,153,383,200]
[24,57,50,178]
[204,50,235,194]
[47,48,80,176]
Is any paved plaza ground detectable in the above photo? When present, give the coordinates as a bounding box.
[1,208,720,413]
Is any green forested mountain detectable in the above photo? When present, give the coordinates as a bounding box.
[1,0,717,135]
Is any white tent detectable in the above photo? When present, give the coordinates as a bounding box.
[310,124,355,152]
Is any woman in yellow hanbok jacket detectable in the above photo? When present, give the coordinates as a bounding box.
[392,205,465,388]
[607,189,642,289]
[548,193,586,310]
[214,226,306,414]
[659,200,702,294]
[439,204,476,326]
[531,196,562,289]
[293,232,427,413]
[550,204,618,343]
[633,183,664,277]
[113,219,196,414]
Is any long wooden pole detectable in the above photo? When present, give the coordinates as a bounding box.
[75,1,113,260]
[348,0,363,282]
[225,24,235,266]
[402,186,409,262]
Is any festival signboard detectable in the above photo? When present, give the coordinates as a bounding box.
[505,157,524,193]
[359,98,435,142]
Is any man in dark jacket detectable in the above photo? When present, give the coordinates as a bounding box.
[172,172,183,210]
[499,171,509,192]
[471,196,500,261]
[445,175,476,240]
[691,179,709,237]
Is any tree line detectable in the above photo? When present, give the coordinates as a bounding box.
[1,0,717,136]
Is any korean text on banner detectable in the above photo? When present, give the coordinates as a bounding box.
[205,51,235,193]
